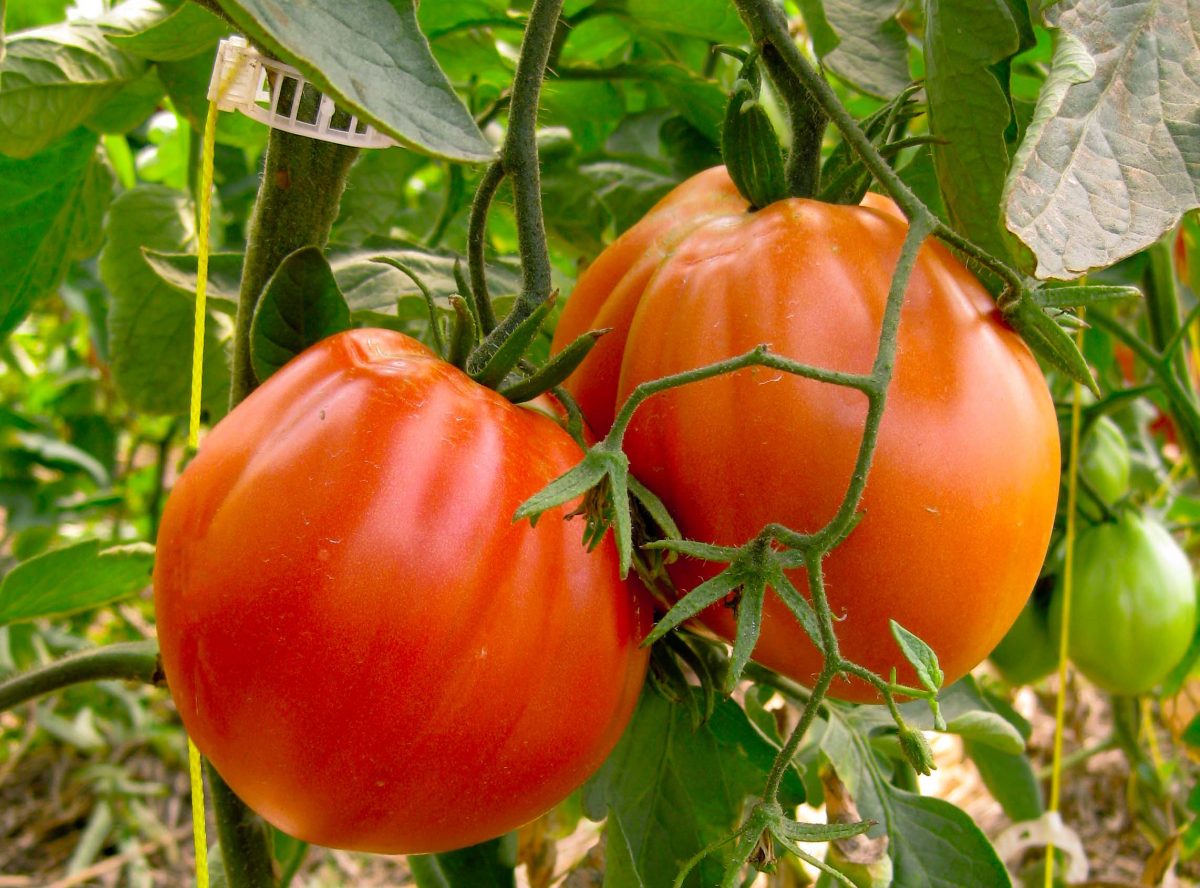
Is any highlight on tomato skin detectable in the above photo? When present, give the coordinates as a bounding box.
[153,328,651,855]
[553,165,1061,703]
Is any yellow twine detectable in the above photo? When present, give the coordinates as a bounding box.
[186,49,239,887]
[1045,318,1086,888]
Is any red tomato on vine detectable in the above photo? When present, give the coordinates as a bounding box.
[154,329,650,853]
[553,166,1060,702]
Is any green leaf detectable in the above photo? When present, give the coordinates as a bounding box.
[889,621,944,693]
[82,65,165,134]
[1004,3,1200,278]
[0,18,146,157]
[142,247,522,320]
[623,0,747,43]
[106,1,228,61]
[604,810,648,888]
[213,0,493,162]
[0,127,113,340]
[723,70,787,210]
[963,738,1043,822]
[944,711,1024,755]
[582,691,777,887]
[409,835,517,888]
[798,0,910,98]
[0,540,154,626]
[142,249,243,311]
[101,184,231,417]
[925,0,1023,262]
[819,704,1012,888]
[11,431,109,485]
[250,247,351,382]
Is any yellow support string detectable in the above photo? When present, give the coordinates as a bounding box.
[1045,319,1086,888]
[185,80,223,888]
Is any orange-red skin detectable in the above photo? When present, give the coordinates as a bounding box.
[554,167,1060,702]
[154,329,650,853]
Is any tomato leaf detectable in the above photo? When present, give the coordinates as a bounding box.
[1006,1,1200,278]
[623,0,747,43]
[105,2,228,62]
[963,738,1044,822]
[604,809,649,888]
[142,249,243,313]
[925,0,1026,263]
[212,0,493,162]
[943,711,1024,755]
[0,6,156,158]
[796,0,910,98]
[819,701,1012,887]
[0,127,112,341]
[889,621,944,694]
[250,247,352,383]
[409,835,517,888]
[0,540,154,627]
[583,690,801,887]
[101,185,232,418]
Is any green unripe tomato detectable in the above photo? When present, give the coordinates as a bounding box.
[989,579,1059,686]
[1078,415,1131,505]
[1051,510,1196,696]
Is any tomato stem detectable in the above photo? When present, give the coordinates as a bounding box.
[207,764,278,888]
[760,42,825,200]
[466,0,563,377]
[0,642,161,713]
[229,130,358,406]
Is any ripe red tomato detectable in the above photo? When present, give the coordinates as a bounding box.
[154,329,650,854]
[553,166,1060,702]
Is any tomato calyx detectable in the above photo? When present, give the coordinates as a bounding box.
[720,50,788,210]
[370,255,608,404]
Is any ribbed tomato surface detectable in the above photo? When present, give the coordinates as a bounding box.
[553,167,1059,701]
[154,329,649,852]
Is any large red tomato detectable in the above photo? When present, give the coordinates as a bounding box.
[553,166,1060,702]
[154,329,649,853]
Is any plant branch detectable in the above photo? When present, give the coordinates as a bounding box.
[229,130,358,407]
[467,162,506,334]
[467,0,563,373]
[0,642,161,713]
[207,764,277,888]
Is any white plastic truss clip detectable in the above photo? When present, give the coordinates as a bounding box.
[207,36,397,149]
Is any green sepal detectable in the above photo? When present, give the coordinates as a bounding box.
[779,819,873,844]
[513,446,612,528]
[468,292,557,389]
[498,327,608,403]
[723,59,787,210]
[513,443,635,575]
[726,572,766,693]
[1004,296,1098,394]
[1033,283,1141,309]
[628,475,681,541]
[445,294,476,369]
[643,567,743,648]
[452,257,481,332]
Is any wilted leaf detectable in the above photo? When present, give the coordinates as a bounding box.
[1005,0,1200,278]
[799,0,910,98]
